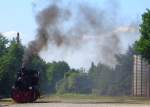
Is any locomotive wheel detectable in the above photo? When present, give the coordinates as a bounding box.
[11,88,39,103]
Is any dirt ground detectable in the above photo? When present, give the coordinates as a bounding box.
[1,96,150,107]
[6,103,150,107]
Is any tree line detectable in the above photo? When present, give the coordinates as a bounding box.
[0,33,135,97]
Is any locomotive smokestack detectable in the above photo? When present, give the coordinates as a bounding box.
[16,32,20,44]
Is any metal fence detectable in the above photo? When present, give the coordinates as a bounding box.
[133,55,150,97]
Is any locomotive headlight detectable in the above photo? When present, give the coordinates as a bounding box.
[29,86,32,90]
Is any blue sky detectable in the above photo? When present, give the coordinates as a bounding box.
[0,0,150,69]
[0,0,36,43]
[0,0,150,42]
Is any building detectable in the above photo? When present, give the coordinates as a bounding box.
[133,55,150,97]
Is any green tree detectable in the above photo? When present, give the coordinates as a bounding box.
[110,46,134,96]
[0,38,24,96]
[56,69,92,94]
[135,9,150,62]
[56,69,79,94]
[46,61,70,93]
[88,62,113,95]
[88,47,134,96]
[0,34,8,56]
[27,55,48,94]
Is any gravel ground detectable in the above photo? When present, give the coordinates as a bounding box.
[6,103,150,107]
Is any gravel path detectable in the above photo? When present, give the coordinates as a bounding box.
[7,103,150,107]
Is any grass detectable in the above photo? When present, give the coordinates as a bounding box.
[0,98,14,106]
[37,94,150,104]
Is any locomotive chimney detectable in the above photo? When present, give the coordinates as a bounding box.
[16,32,20,44]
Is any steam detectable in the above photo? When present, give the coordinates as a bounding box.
[23,0,138,67]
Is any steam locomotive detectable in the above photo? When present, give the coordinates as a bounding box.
[11,67,40,103]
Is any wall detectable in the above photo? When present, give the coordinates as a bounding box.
[133,55,150,97]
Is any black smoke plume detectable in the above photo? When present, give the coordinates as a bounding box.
[23,0,138,67]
